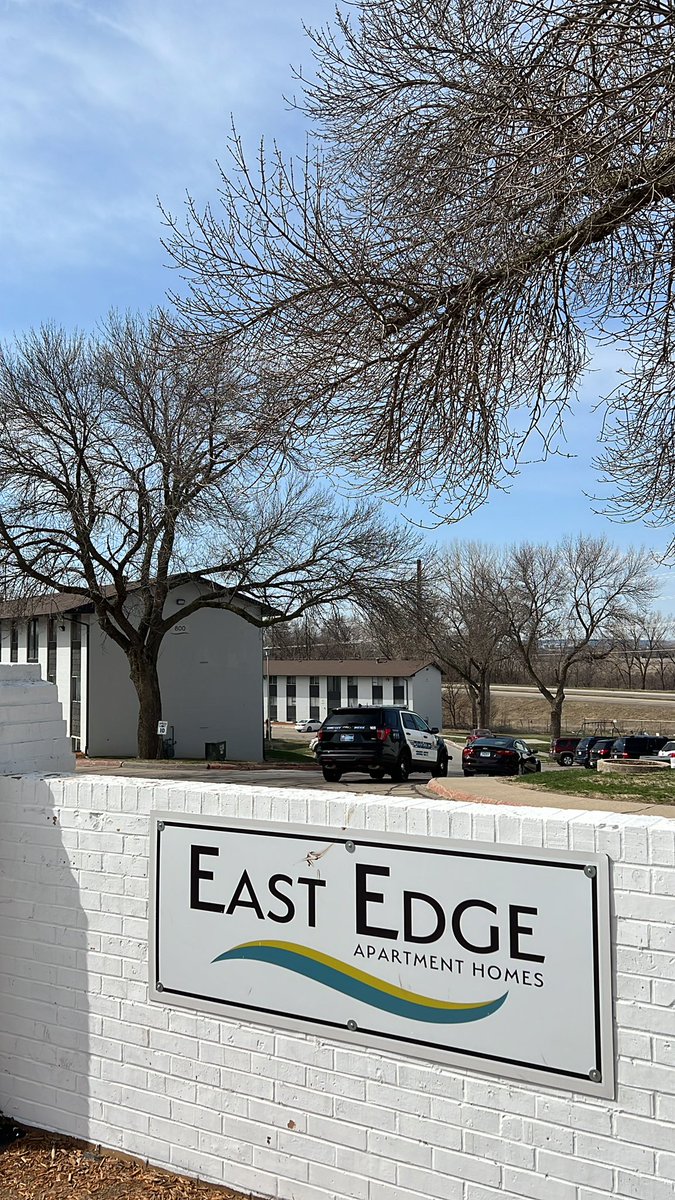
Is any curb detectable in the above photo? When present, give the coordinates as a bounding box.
[76,759,319,773]
[427,779,519,806]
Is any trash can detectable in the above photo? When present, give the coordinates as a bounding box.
[205,740,227,762]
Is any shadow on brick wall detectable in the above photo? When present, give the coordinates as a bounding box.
[0,774,91,1139]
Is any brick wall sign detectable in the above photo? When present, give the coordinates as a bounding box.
[149,814,614,1096]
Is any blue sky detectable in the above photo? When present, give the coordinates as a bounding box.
[2,0,673,599]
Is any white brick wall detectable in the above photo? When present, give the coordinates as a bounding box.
[0,771,674,1199]
[0,664,74,773]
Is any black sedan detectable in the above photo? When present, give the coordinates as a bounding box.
[462,736,542,777]
[588,738,617,769]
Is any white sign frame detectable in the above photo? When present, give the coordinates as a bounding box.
[149,813,614,1097]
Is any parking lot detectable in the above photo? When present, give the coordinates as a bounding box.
[76,734,560,798]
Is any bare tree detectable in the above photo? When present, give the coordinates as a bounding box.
[442,683,473,731]
[500,536,656,737]
[164,0,675,519]
[614,611,675,689]
[0,313,421,757]
[264,610,377,659]
[420,543,508,728]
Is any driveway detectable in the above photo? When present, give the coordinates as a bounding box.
[75,738,560,799]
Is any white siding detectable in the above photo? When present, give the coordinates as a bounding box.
[409,666,443,730]
[1,589,263,761]
[86,586,262,760]
[264,669,441,726]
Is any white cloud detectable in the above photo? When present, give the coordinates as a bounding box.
[0,0,334,280]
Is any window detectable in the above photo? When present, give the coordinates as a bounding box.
[286,676,296,699]
[269,701,278,720]
[310,705,320,722]
[347,676,358,705]
[268,675,277,698]
[47,618,57,684]
[70,622,82,751]
[309,675,320,698]
[10,621,18,663]
[393,677,406,704]
[402,712,417,730]
[327,676,342,712]
[371,676,383,702]
[286,704,296,722]
[27,618,39,662]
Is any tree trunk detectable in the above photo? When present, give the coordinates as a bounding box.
[129,649,163,759]
[549,703,563,740]
[469,686,479,727]
[478,670,491,728]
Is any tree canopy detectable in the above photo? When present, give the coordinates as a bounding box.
[0,311,420,754]
[165,0,675,524]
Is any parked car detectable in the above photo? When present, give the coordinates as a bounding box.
[465,728,492,745]
[588,738,617,769]
[610,735,670,760]
[549,736,582,766]
[657,740,675,759]
[316,706,450,783]
[573,736,603,768]
[295,719,323,733]
[462,736,541,777]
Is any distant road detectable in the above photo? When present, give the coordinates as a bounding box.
[491,685,675,707]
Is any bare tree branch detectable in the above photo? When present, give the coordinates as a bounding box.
[163,0,675,519]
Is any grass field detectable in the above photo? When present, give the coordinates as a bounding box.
[266,738,316,764]
[489,695,675,736]
[513,769,675,804]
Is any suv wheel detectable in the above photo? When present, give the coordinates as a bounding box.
[322,765,342,782]
[368,767,386,781]
[560,753,573,766]
[391,750,412,782]
[431,751,448,778]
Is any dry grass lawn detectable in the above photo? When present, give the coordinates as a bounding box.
[491,694,675,735]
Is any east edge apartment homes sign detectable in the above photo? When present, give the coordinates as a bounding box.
[150,815,614,1097]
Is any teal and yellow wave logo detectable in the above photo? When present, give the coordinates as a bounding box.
[212,940,507,1024]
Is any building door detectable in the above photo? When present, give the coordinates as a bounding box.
[327,676,341,714]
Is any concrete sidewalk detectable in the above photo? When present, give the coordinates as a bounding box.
[428,774,675,818]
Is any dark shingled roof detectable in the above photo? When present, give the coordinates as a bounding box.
[0,592,93,620]
[0,578,275,620]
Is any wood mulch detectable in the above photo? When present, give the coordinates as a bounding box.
[0,1127,255,1200]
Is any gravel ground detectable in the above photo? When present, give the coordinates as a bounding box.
[0,1127,252,1200]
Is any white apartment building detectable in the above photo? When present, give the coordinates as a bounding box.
[264,659,443,731]
[0,580,266,761]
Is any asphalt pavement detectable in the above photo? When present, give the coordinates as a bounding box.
[73,737,675,816]
[75,737,555,800]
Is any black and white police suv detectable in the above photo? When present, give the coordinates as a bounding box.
[315,706,450,783]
